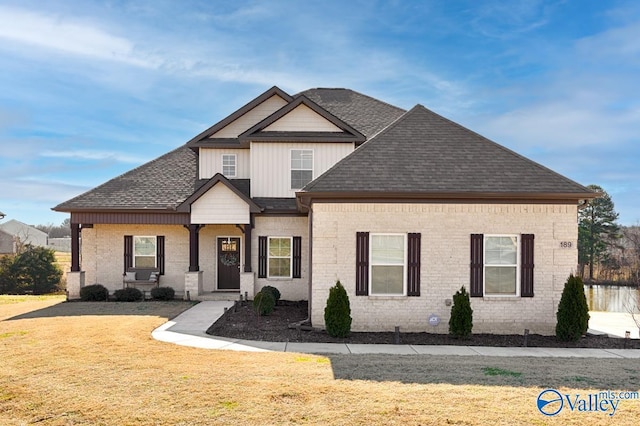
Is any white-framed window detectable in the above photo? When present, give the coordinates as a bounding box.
[268,237,292,278]
[134,236,156,268]
[290,149,313,189]
[484,235,520,296]
[370,233,406,295]
[222,154,237,177]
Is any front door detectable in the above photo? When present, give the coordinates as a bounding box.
[217,237,240,290]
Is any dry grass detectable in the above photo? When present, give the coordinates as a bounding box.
[1,297,640,425]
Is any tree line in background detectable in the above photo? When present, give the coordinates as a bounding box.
[578,184,639,284]
[34,218,71,238]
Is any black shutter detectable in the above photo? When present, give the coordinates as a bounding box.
[470,234,484,297]
[258,236,267,278]
[355,232,369,296]
[407,233,421,297]
[124,235,133,272]
[157,236,165,275]
[292,236,302,278]
[521,234,535,297]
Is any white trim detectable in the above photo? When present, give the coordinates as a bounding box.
[483,234,520,297]
[216,236,242,291]
[221,154,237,178]
[369,233,407,296]
[290,149,314,190]
[267,236,293,279]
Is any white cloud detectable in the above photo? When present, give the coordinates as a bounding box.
[0,6,161,68]
[40,149,144,164]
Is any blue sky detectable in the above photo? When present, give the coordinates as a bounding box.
[0,0,639,226]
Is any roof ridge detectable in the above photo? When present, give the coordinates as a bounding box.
[297,87,406,114]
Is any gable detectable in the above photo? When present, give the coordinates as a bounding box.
[191,183,250,224]
[240,96,365,143]
[263,104,343,132]
[211,94,289,138]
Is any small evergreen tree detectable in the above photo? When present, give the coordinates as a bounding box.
[449,286,473,338]
[324,280,352,338]
[556,274,590,341]
[253,290,275,316]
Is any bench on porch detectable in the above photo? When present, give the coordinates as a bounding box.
[123,268,160,289]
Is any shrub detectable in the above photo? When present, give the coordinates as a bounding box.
[449,286,473,338]
[253,290,275,316]
[80,284,109,301]
[324,280,352,338]
[151,286,175,301]
[260,285,281,304]
[113,287,144,302]
[556,274,590,341]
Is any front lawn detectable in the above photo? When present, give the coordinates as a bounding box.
[1,297,639,425]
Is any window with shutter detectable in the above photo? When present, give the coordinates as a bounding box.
[355,232,421,296]
[471,233,534,298]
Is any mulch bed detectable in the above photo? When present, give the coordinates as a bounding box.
[206,301,640,349]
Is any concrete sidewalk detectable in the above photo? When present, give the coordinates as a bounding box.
[151,301,640,358]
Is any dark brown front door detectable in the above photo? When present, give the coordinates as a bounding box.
[217,237,240,290]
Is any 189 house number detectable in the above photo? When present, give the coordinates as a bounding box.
[559,241,573,249]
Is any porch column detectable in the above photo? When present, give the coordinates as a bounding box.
[71,223,80,272]
[244,219,252,273]
[187,224,203,272]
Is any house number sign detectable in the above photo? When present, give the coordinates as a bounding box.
[559,241,573,249]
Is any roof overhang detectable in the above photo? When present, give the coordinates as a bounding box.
[296,191,600,213]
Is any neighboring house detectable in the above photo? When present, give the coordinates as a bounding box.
[54,86,596,334]
[0,219,49,254]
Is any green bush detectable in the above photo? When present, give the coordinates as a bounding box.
[449,286,473,338]
[556,274,590,341]
[324,280,352,338]
[113,287,144,302]
[253,290,275,316]
[80,284,109,301]
[260,285,281,304]
[151,286,175,301]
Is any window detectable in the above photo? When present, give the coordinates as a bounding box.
[268,237,292,278]
[356,232,420,297]
[222,154,236,177]
[291,149,313,189]
[470,234,534,298]
[124,235,165,274]
[134,236,156,268]
[370,234,406,295]
[484,235,519,296]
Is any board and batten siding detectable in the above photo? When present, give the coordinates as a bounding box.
[264,104,343,132]
[210,95,288,138]
[250,141,355,198]
[199,148,250,179]
[191,184,250,224]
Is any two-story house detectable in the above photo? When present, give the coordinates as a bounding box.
[54,86,596,334]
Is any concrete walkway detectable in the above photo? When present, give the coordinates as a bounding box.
[151,301,640,358]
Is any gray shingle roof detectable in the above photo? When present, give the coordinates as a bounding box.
[296,88,406,138]
[303,105,595,196]
[54,146,198,211]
